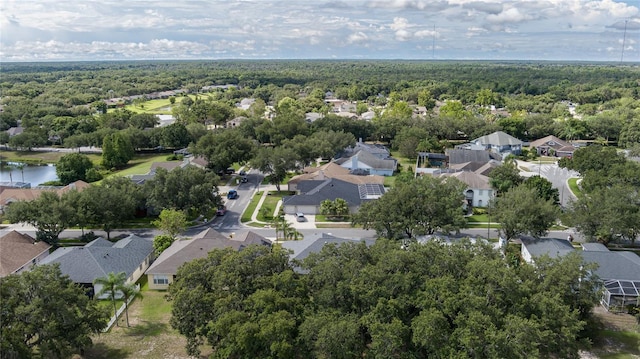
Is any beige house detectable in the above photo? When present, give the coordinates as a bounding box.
[0,231,51,277]
[145,229,271,290]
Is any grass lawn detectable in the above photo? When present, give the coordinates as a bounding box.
[257,191,293,221]
[0,150,102,165]
[241,191,263,223]
[568,177,582,197]
[316,223,355,229]
[106,154,173,177]
[81,276,213,359]
[466,214,489,223]
[384,176,396,187]
[466,223,501,229]
[108,94,213,115]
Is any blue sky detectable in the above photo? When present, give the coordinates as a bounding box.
[1,0,639,62]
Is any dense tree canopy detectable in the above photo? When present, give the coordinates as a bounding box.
[490,184,559,241]
[144,165,221,215]
[170,240,600,358]
[0,264,108,358]
[5,191,76,246]
[353,176,467,239]
[56,153,96,184]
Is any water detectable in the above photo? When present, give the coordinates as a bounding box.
[0,163,59,186]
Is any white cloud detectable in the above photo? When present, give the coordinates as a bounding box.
[1,0,638,61]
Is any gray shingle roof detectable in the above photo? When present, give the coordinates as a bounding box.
[581,251,640,281]
[40,235,153,284]
[281,233,374,261]
[335,150,397,171]
[445,149,501,164]
[472,131,523,146]
[283,178,384,207]
[521,237,575,259]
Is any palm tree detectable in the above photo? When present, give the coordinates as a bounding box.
[119,283,143,327]
[94,272,127,327]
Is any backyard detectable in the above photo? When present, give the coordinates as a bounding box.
[76,278,212,359]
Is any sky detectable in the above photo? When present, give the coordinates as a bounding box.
[1,0,639,62]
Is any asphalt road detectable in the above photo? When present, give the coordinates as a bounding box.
[520,161,580,208]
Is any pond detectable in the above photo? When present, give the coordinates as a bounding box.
[0,162,59,186]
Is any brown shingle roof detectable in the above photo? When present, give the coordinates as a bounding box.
[146,229,270,275]
[0,231,50,276]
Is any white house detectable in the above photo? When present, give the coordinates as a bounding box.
[439,171,495,208]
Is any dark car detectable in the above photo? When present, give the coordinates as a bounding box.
[240,176,248,183]
[239,170,247,176]
[227,190,238,199]
[225,168,235,174]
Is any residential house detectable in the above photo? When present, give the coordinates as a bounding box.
[39,235,154,298]
[468,131,523,158]
[0,231,51,277]
[520,237,640,311]
[129,160,187,184]
[335,148,397,176]
[0,180,90,214]
[226,116,247,128]
[154,114,175,128]
[416,149,501,175]
[237,98,255,111]
[281,233,374,272]
[145,229,270,290]
[305,112,323,123]
[520,237,575,264]
[439,171,495,208]
[6,126,24,137]
[282,178,384,215]
[529,135,576,158]
[287,162,385,192]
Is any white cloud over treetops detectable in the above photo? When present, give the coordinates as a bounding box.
[0,0,638,61]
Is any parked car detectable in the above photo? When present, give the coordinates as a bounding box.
[225,168,235,174]
[296,213,306,222]
[227,190,238,199]
[240,176,248,183]
[239,170,246,176]
[216,206,227,216]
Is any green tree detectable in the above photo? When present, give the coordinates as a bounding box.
[565,184,640,245]
[145,165,221,216]
[152,209,188,239]
[320,198,350,220]
[169,245,299,357]
[353,176,467,238]
[94,272,127,327]
[101,131,134,169]
[82,180,136,240]
[153,234,175,255]
[56,153,94,185]
[251,146,299,192]
[5,191,76,246]
[191,128,256,174]
[0,264,108,358]
[619,118,640,149]
[488,158,523,195]
[523,175,560,205]
[490,184,559,241]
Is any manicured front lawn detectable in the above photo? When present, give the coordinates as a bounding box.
[241,191,263,223]
[466,214,489,223]
[106,154,173,177]
[258,191,294,221]
[568,177,582,197]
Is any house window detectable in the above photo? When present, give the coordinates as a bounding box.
[153,275,169,285]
